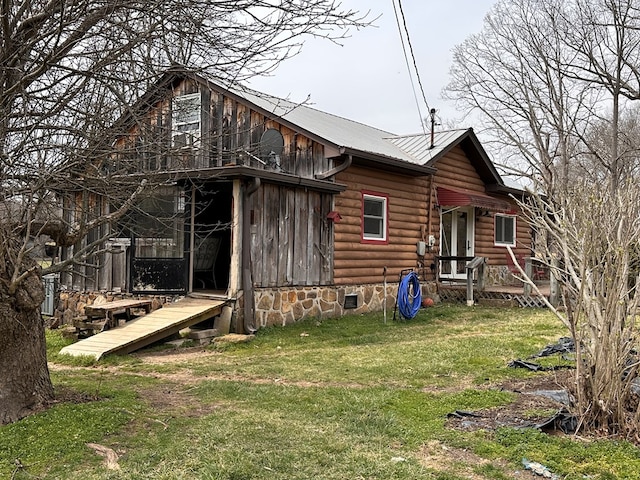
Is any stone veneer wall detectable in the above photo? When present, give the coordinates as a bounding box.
[49,290,173,327]
[485,265,518,286]
[252,282,439,328]
[50,281,441,331]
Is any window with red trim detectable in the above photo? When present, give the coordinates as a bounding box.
[362,192,388,243]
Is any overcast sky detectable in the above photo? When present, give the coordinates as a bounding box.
[248,0,497,135]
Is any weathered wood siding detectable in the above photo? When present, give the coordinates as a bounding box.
[113,78,331,178]
[170,80,332,176]
[61,192,117,292]
[430,145,531,266]
[333,164,429,285]
[93,78,337,293]
[249,183,333,287]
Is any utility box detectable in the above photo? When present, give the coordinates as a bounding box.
[41,274,59,316]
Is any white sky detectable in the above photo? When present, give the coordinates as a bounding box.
[248,0,497,135]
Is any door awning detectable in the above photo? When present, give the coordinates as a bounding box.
[436,186,511,212]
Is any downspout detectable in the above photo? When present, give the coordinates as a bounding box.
[242,177,260,334]
[315,152,352,180]
[427,175,435,281]
[427,175,434,243]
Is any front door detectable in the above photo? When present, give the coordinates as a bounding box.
[440,207,474,279]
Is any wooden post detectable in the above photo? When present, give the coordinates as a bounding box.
[479,261,485,291]
[188,183,196,293]
[465,257,486,306]
[383,266,387,324]
[524,257,533,296]
[549,256,559,306]
[466,269,474,306]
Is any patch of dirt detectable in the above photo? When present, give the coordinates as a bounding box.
[137,383,222,418]
[499,370,573,394]
[130,346,220,364]
[424,373,574,479]
[446,371,574,433]
[418,440,541,479]
[52,385,100,405]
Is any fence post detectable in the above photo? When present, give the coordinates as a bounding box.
[524,257,533,296]
[465,257,486,306]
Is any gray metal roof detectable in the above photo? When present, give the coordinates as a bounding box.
[236,88,427,163]
[171,71,511,183]
[233,86,474,166]
[385,130,471,164]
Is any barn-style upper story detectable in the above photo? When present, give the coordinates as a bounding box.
[109,69,435,187]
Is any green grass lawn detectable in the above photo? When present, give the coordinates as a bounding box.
[2,304,639,479]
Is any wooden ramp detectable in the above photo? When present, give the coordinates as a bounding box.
[59,298,226,360]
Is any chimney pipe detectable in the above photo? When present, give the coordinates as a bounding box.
[429,108,437,149]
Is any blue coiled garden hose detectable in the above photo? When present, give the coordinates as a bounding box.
[398,271,422,319]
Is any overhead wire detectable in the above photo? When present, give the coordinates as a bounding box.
[391,0,433,135]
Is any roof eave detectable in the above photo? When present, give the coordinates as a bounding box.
[485,183,528,197]
[426,129,506,187]
[342,147,436,176]
[114,165,347,194]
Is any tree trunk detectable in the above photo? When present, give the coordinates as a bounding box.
[0,270,54,424]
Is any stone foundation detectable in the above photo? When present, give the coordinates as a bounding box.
[50,280,441,332]
[485,265,518,286]
[252,281,439,328]
[49,290,176,327]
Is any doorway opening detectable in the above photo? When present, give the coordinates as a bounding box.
[189,181,233,294]
[439,206,475,280]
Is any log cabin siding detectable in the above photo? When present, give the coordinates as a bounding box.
[333,165,429,285]
[474,210,531,265]
[431,146,531,267]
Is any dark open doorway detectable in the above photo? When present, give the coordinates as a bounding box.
[190,181,233,293]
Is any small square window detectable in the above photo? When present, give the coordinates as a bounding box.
[362,193,387,242]
[495,214,516,246]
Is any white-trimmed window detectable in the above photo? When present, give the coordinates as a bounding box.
[362,192,388,242]
[494,214,516,246]
[172,93,201,148]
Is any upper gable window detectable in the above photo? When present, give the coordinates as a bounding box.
[172,93,201,148]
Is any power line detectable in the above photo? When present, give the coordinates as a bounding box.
[392,0,432,135]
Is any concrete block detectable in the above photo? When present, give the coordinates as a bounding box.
[187,328,219,340]
[213,305,233,335]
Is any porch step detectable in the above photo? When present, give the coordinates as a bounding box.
[438,285,549,308]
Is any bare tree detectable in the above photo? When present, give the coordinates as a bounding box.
[0,0,369,425]
[447,0,640,439]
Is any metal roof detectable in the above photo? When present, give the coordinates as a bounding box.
[236,88,427,164]
[236,88,480,172]
[145,70,513,184]
[385,130,471,164]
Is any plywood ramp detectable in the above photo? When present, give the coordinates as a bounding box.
[59,298,227,360]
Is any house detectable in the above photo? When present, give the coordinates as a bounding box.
[59,68,533,332]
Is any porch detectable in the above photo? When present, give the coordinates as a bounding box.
[437,281,552,308]
[435,255,556,308]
